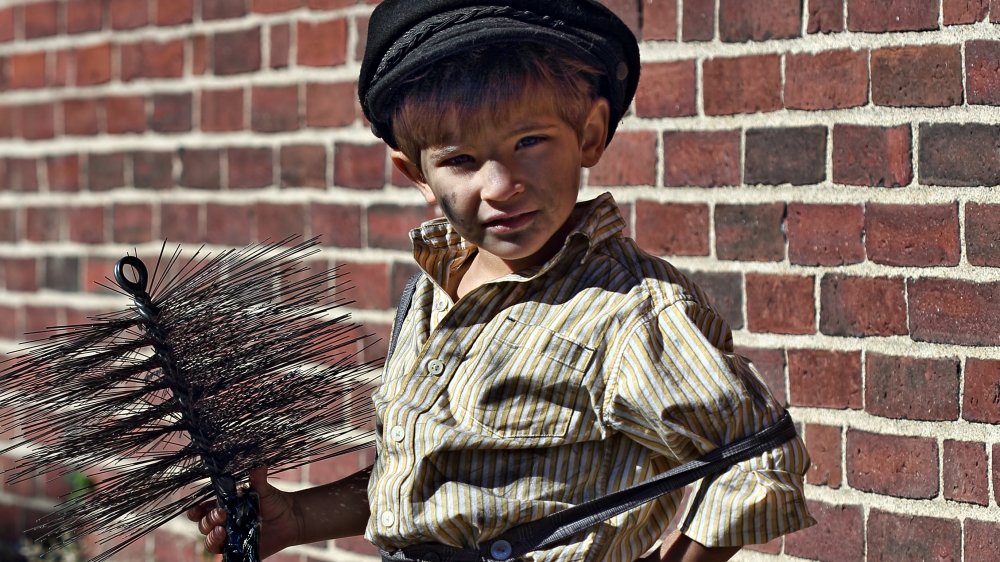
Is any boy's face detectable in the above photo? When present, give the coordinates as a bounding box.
[393,92,609,276]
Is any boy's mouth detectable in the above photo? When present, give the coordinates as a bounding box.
[483,211,536,232]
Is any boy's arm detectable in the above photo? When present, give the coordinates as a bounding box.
[660,531,739,562]
[188,465,372,557]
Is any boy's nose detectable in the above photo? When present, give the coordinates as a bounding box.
[478,160,523,202]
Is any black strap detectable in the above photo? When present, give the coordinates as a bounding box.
[387,273,421,360]
[480,412,798,561]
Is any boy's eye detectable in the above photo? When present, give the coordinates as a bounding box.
[516,136,544,149]
[441,154,473,167]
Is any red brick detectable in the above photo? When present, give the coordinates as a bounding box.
[967,204,1000,266]
[0,105,11,138]
[65,0,104,32]
[252,85,299,132]
[963,358,1000,423]
[787,204,863,266]
[51,48,73,87]
[120,40,185,81]
[662,130,740,187]
[785,50,868,110]
[0,8,12,42]
[367,204,434,250]
[192,35,208,75]
[746,274,815,334]
[280,145,327,189]
[150,93,193,133]
[872,45,962,107]
[941,439,988,505]
[687,271,744,330]
[105,96,146,134]
[0,208,15,242]
[832,124,912,187]
[306,0,357,8]
[787,349,860,409]
[132,151,173,189]
[714,203,785,262]
[43,256,81,292]
[994,0,1000,22]
[200,88,244,132]
[634,201,709,256]
[228,147,274,189]
[213,27,262,76]
[635,61,696,118]
[311,203,362,248]
[161,203,204,243]
[18,103,56,140]
[944,0,989,23]
[642,0,677,40]
[270,23,291,69]
[682,0,714,40]
[23,304,61,335]
[305,82,357,128]
[179,148,222,189]
[354,14,370,63]
[589,131,657,186]
[601,0,641,36]
[47,155,80,192]
[919,123,1000,186]
[74,42,111,86]
[203,0,247,20]
[909,278,1000,346]
[253,0,301,12]
[335,261,389,309]
[784,501,862,562]
[205,203,254,245]
[867,510,960,562]
[745,126,827,185]
[155,0,193,25]
[847,431,938,498]
[996,444,1000,504]
[297,18,348,67]
[256,202,306,242]
[866,203,960,266]
[24,1,59,38]
[110,0,148,30]
[967,40,1000,105]
[819,275,907,337]
[804,424,841,488]
[965,520,1000,562]
[4,258,39,291]
[113,203,153,243]
[865,353,959,421]
[703,55,781,115]
[808,0,845,32]
[67,206,105,244]
[719,0,801,42]
[2,158,39,192]
[9,51,47,89]
[63,98,100,136]
[733,347,783,403]
[848,0,939,30]
[334,143,386,189]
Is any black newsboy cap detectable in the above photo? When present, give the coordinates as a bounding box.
[359,0,641,148]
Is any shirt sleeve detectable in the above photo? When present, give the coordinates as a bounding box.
[605,298,815,547]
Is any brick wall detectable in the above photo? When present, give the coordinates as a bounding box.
[0,0,998,561]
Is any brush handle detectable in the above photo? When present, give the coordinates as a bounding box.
[115,254,263,562]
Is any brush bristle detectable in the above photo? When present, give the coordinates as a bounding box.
[0,238,379,562]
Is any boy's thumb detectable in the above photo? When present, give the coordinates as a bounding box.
[248,466,271,493]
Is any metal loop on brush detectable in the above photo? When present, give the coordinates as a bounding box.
[115,256,161,319]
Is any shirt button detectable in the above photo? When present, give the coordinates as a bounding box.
[434,299,448,311]
[390,425,405,442]
[380,511,395,527]
[426,359,445,375]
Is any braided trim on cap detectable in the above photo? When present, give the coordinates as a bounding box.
[372,6,568,82]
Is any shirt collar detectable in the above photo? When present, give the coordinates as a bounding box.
[409,192,627,286]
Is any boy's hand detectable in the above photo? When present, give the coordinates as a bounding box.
[186,467,302,558]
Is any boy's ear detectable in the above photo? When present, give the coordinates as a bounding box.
[390,150,437,204]
[580,98,610,168]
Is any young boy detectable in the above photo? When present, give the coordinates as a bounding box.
[190,1,814,560]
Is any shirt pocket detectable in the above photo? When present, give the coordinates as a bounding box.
[452,317,596,440]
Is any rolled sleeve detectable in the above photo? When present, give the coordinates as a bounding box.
[608,299,815,547]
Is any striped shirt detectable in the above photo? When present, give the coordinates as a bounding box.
[366,193,814,561]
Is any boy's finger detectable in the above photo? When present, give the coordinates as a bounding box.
[206,526,228,554]
[197,508,228,535]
